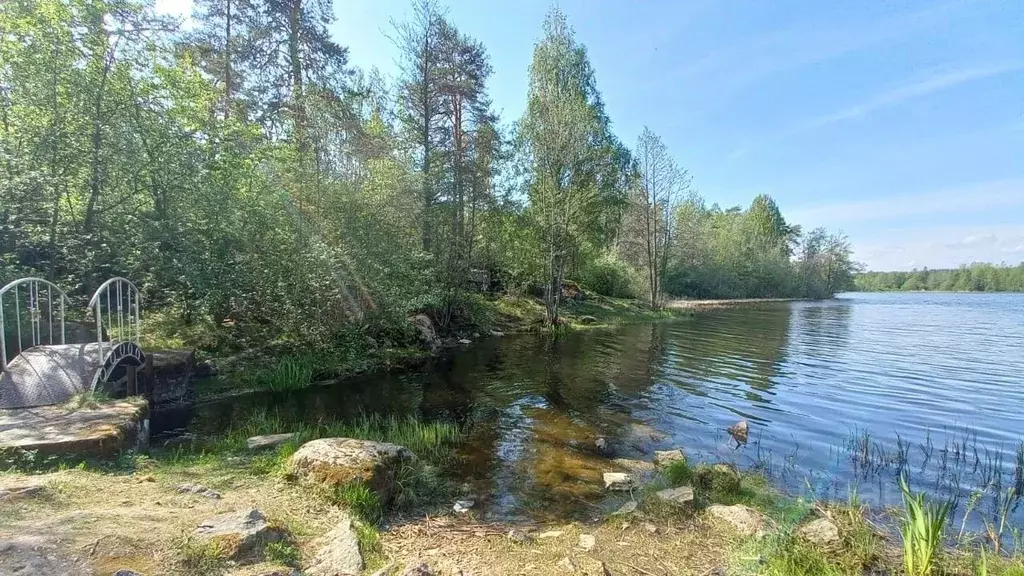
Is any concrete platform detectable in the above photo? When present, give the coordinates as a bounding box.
[0,398,149,458]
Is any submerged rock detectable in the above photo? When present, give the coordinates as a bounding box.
[653,449,685,466]
[304,515,364,576]
[707,504,765,537]
[246,432,297,451]
[602,472,632,491]
[194,508,284,562]
[796,517,840,548]
[289,437,414,502]
[728,420,749,444]
[612,500,638,515]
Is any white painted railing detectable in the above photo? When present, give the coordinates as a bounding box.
[0,277,72,368]
[88,277,142,361]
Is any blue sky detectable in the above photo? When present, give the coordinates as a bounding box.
[157,0,1024,271]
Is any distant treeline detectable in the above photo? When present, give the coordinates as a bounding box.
[854,263,1024,292]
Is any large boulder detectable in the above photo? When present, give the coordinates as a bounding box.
[796,517,840,548]
[409,314,441,351]
[194,508,284,563]
[707,504,765,537]
[289,438,414,502]
[304,515,364,576]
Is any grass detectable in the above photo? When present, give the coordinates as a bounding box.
[899,476,954,576]
[175,536,227,576]
[264,540,301,566]
[332,481,384,525]
[250,353,316,391]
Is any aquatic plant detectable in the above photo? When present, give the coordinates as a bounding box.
[252,355,316,391]
[900,475,952,576]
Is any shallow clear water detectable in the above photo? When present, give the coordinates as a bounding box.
[181,292,1024,524]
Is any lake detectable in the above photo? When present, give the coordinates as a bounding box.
[183,292,1024,525]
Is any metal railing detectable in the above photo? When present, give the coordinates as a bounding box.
[88,277,142,361]
[0,277,72,368]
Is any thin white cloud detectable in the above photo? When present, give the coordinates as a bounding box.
[664,0,969,91]
[785,178,1024,227]
[799,63,1023,131]
[854,224,1024,270]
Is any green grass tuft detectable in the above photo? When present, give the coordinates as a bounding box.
[264,540,300,566]
[900,475,952,576]
[332,482,384,525]
[175,536,227,576]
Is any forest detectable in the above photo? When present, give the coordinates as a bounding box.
[855,263,1024,292]
[0,0,858,353]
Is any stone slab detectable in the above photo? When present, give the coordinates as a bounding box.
[0,398,149,457]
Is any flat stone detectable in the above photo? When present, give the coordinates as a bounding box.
[796,517,840,548]
[577,534,596,551]
[0,481,45,501]
[304,515,364,576]
[489,330,505,337]
[458,339,472,345]
[603,472,632,491]
[707,504,765,537]
[653,449,685,466]
[194,508,284,563]
[655,486,695,506]
[0,398,149,458]
[288,437,414,502]
[0,535,96,575]
[612,501,638,515]
[612,458,657,473]
[247,432,297,451]
[177,483,222,499]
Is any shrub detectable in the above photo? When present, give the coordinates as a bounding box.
[578,252,643,299]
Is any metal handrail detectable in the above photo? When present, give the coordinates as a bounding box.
[0,277,72,368]
[88,277,142,360]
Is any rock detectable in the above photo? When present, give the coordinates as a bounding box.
[177,483,222,499]
[579,315,598,325]
[148,349,196,409]
[409,314,441,351]
[113,571,143,576]
[0,535,95,575]
[727,420,749,444]
[0,482,44,501]
[653,449,685,466]
[489,330,505,337]
[642,523,658,534]
[707,504,765,537]
[558,556,576,572]
[536,530,563,539]
[401,563,434,576]
[796,517,840,548]
[453,499,474,514]
[577,534,596,551]
[611,458,657,474]
[304,516,364,576]
[507,529,533,544]
[595,437,610,455]
[458,338,472,345]
[654,486,694,507]
[612,501,638,515]
[194,509,284,562]
[247,433,298,451]
[695,463,741,494]
[603,472,632,491]
[288,437,414,502]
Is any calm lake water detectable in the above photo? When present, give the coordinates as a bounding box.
[184,292,1024,524]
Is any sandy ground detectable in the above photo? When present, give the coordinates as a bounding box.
[0,467,737,576]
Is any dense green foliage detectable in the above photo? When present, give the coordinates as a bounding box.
[0,0,859,355]
[855,263,1024,292]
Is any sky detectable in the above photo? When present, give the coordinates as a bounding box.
[155,0,1024,271]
